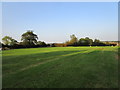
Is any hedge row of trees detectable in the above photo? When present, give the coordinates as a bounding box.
[65,34,107,46]
[1,31,48,49]
[52,34,117,47]
[1,30,117,50]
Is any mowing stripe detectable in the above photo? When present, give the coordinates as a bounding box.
[3,49,95,76]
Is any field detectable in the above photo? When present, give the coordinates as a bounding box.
[2,46,118,88]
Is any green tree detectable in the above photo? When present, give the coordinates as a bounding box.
[93,39,101,46]
[0,42,2,48]
[2,36,12,45]
[10,39,17,46]
[78,37,93,46]
[84,37,93,46]
[78,38,86,46]
[2,36,17,46]
[37,41,46,46]
[67,34,78,46]
[70,34,78,43]
[21,30,38,47]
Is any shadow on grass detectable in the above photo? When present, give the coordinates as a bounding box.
[3,50,87,75]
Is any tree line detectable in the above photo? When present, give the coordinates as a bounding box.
[1,30,117,50]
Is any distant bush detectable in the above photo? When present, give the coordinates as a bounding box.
[54,43,66,47]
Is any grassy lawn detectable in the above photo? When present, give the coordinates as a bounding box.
[2,46,118,88]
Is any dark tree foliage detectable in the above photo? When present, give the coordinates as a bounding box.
[37,41,47,47]
[66,35,114,46]
[0,42,2,48]
[92,39,106,46]
[2,36,18,46]
[77,37,93,46]
[1,33,118,50]
[2,36,18,49]
[21,30,38,47]
[50,43,56,47]
[66,34,78,46]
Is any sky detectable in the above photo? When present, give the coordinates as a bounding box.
[2,2,118,43]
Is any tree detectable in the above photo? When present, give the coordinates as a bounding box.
[2,36,12,45]
[78,38,86,46]
[2,36,17,46]
[92,39,106,46]
[93,39,101,46]
[94,39,100,43]
[37,41,46,47]
[66,34,78,46]
[65,40,71,46]
[21,30,38,47]
[84,37,93,46]
[10,39,17,46]
[78,37,93,46]
[0,42,2,48]
[70,34,78,44]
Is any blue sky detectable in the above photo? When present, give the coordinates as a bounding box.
[2,2,118,43]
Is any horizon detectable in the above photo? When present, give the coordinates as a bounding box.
[2,2,118,43]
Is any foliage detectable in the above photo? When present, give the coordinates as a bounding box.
[1,33,118,50]
[0,42,1,48]
[2,36,17,46]
[37,41,47,47]
[66,34,78,46]
[54,43,66,47]
[78,37,93,46]
[21,30,38,47]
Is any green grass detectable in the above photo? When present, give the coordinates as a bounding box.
[2,46,118,88]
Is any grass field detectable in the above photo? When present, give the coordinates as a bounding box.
[2,46,118,88]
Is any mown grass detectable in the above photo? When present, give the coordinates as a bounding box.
[2,46,118,88]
